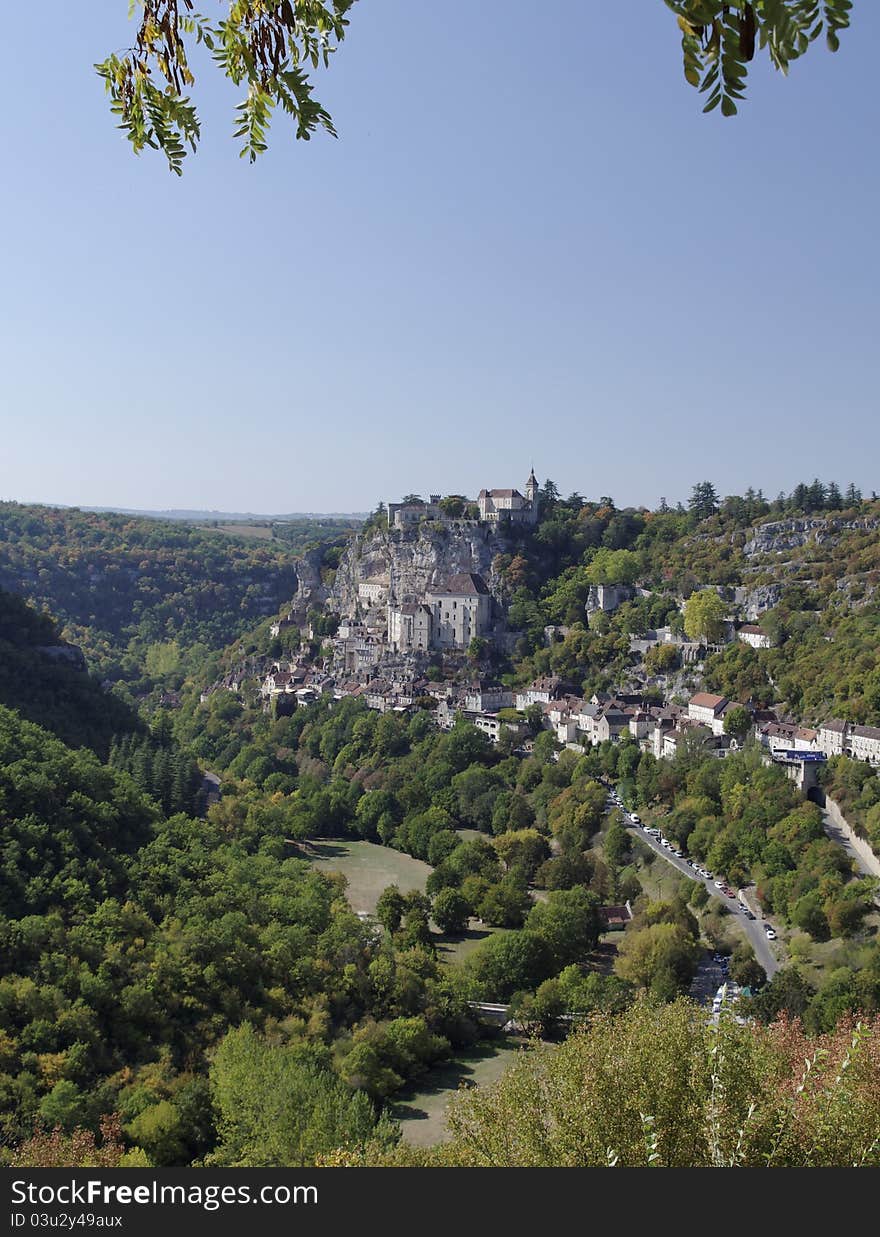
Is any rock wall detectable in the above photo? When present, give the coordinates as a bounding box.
[292,548,327,611]
[328,522,512,618]
[743,516,880,558]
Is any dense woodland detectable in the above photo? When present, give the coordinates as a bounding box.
[2,484,880,1166]
[0,503,353,701]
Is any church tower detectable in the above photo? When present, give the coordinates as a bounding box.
[525,467,539,524]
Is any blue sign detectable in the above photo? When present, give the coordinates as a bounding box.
[776,750,826,762]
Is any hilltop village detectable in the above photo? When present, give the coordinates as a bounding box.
[196,474,880,775]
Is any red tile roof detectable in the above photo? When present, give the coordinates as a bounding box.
[689,692,728,711]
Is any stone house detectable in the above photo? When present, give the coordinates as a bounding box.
[387,496,444,529]
[594,708,629,744]
[426,574,492,649]
[817,719,848,757]
[688,692,730,733]
[464,681,513,712]
[737,623,773,649]
[515,675,566,710]
[477,469,539,526]
[848,724,880,765]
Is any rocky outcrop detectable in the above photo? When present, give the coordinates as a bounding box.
[743,516,880,558]
[585,583,634,614]
[328,522,512,618]
[732,583,787,619]
[291,548,327,611]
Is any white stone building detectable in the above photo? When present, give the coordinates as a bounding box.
[737,624,773,649]
[477,469,539,526]
[426,574,492,649]
[817,719,848,757]
[688,692,730,733]
[357,578,389,607]
[386,573,492,653]
[464,682,513,712]
[387,602,433,653]
[848,725,880,765]
[515,675,564,711]
[386,496,444,529]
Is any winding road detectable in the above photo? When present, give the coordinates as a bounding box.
[608,792,781,978]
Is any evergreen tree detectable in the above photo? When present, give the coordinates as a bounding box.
[790,482,809,511]
[807,478,826,511]
[688,481,719,521]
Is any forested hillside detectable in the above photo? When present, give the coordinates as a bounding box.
[3,478,880,1169]
[484,481,880,725]
[0,588,142,756]
[0,502,353,698]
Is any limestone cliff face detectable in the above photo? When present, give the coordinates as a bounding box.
[328,522,513,618]
[732,583,787,620]
[733,516,880,615]
[742,516,880,558]
[291,548,328,611]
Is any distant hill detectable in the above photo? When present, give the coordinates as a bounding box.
[65,505,367,522]
[0,502,351,697]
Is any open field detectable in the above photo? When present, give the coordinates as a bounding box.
[437,922,513,967]
[303,839,431,914]
[391,1039,529,1147]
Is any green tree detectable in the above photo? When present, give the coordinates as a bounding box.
[468,931,554,1001]
[375,999,880,1167]
[492,828,549,879]
[38,1081,89,1133]
[375,886,406,935]
[432,888,470,936]
[525,888,601,969]
[723,704,752,742]
[615,922,700,995]
[102,3,853,173]
[208,1024,390,1167]
[688,480,719,520]
[97,2,355,174]
[683,589,726,642]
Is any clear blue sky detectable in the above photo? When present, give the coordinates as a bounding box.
[1,2,877,514]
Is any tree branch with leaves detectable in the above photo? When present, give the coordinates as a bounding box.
[97,2,853,174]
[96,1,355,173]
[666,0,852,115]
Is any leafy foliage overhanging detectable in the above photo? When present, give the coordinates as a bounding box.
[96,2,851,172]
[96,1,356,173]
